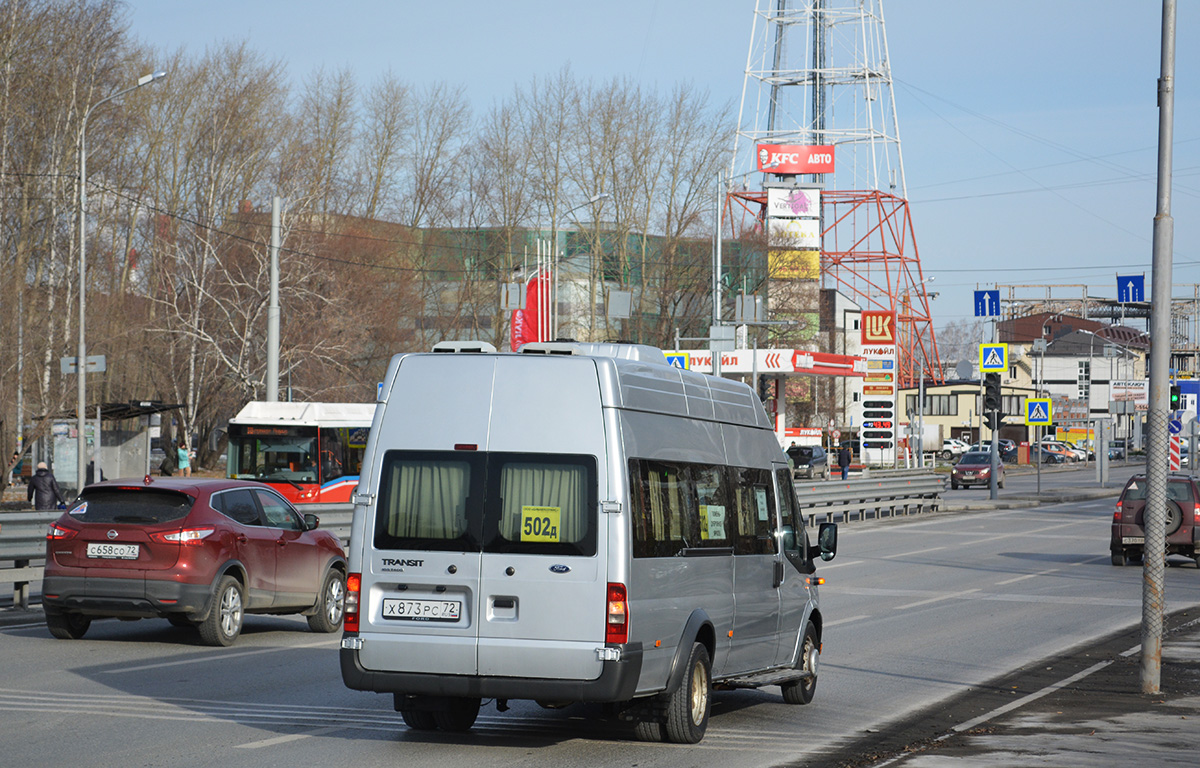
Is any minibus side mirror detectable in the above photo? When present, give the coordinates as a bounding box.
[816,522,838,561]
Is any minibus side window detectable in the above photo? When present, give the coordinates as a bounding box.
[374,452,481,552]
[691,464,735,548]
[486,455,597,556]
[729,466,776,555]
[776,468,808,564]
[631,459,696,558]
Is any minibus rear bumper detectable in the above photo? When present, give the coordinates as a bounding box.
[340,642,643,702]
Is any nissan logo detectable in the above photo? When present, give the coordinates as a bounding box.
[107,530,119,540]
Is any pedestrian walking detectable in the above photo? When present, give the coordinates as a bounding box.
[838,445,852,480]
[28,461,67,510]
[177,440,191,478]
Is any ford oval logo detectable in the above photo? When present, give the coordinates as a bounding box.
[107,530,119,540]
[549,564,570,574]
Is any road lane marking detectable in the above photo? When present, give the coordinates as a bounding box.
[101,638,337,674]
[996,554,1109,585]
[814,559,862,570]
[237,726,340,748]
[825,614,871,627]
[895,588,980,610]
[882,546,947,559]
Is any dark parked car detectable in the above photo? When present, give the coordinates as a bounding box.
[951,451,1005,490]
[42,477,347,646]
[787,444,830,480]
[1111,473,1200,567]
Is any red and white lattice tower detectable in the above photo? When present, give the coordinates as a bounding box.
[729,0,940,388]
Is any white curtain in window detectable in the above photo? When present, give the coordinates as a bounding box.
[383,461,470,539]
[499,463,586,543]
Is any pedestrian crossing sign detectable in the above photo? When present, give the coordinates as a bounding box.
[665,352,689,370]
[979,343,1008,372]
[1025,398,1052,426]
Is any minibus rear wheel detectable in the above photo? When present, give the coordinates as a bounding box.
[664,642,710,743]
[400,709,437,731]
[433,697,481,732]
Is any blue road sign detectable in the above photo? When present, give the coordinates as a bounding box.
[1170,419,1183,435]
[1117,274,1144,303]
[979,343,1007,372]
[1025,398,1052,426]
[665,352,689,370]
[974,290,1000,317]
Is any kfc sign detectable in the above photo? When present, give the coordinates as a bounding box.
[757,144,835,174]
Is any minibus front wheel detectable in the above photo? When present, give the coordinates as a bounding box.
[782,621,819,704]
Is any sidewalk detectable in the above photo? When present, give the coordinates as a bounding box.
[826,612,1200,768]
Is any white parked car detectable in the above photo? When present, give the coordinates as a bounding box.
[940,438,970,460]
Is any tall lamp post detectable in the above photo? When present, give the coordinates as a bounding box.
[77,70,166,491]
[548,192,608,339]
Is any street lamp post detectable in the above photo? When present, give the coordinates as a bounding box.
[77,70,165,492]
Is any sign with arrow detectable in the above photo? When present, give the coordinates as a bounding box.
[1116,274,1144,304]
[973,290,1000,317]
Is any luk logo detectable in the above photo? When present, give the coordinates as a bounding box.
[861,311,896,344]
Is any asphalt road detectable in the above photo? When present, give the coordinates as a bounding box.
[3,465,1196,767]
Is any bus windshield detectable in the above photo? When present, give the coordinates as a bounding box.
[228,425,318,485]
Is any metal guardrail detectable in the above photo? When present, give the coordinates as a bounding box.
[2,476,941,609]
[794,470,945,525]
[0,506,355,610]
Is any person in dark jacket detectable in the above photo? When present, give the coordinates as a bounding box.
[28,462,67,509]
[837,445,852,480]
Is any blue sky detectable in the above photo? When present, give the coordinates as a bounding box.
[121,0,1199,329]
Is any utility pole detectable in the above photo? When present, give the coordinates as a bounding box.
[1142,0,1176,695]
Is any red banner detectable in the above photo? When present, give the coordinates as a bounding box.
[510,270,552,351]
[756,143,835,174]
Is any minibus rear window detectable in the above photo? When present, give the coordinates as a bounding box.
[375,452,482,551]
[484,455,597,557]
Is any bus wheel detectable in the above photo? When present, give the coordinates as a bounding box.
[782,621,819,705]
[664,642,710,743]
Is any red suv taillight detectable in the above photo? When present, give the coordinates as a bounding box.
[344,572,361,633]
[46,523,77,540]
[149,528,215,545]
[1194,504,1200,525]
[1114,503,1123,522]
[606,582,628,644]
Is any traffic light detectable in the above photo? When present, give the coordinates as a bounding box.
[984,373,1002,413]
[1170,383,1181,410]
[758,376,772,403]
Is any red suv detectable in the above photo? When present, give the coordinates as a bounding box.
[1110,474,1200,567]
[42,477,346,646]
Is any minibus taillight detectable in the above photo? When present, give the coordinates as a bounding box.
[606,582,628,644]
[345,572,362,633]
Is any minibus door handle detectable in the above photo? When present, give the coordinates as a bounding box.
[773,559,784,588]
